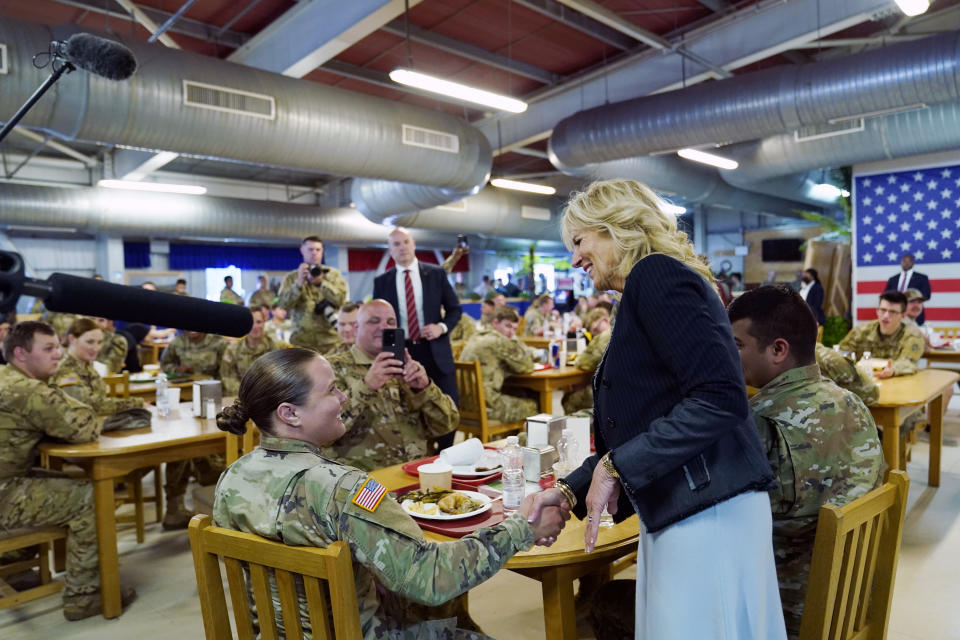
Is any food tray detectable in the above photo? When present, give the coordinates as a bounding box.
[393,482,506,537]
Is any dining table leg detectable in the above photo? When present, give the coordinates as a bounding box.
[92,476,121,618]
[875,407,902,472]
[540,565,577,640]
[929,393,943,488]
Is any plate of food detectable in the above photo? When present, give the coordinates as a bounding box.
[400,489,492,520]
[450,451,503,477]
[129,372,155,382]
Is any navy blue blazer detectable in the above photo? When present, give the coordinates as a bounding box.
[885,270,930,324]
[806,280,826,325]
[562,254,774,533]
[373,262,462,374]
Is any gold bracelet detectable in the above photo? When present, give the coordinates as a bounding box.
[555,480,578,509]
[601,452,620,479]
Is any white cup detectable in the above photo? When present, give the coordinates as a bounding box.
[143,364,160,373]
[418,462,453,491]
[438,438,484,466]
[166,387,181,406]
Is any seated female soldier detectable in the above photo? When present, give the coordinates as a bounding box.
[214,348,569,639]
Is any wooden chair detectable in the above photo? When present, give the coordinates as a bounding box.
[0,526,68,608]
[454,360,526,443]
[451,340,465,361]
[188,514,362,640]
[798,470,909,640]
[817,325,824,343]
[105,371,163,542]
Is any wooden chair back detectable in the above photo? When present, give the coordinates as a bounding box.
[817,325,824,344]
[225,422,260,465]
[798,470,909,640]
[188,514,362,640]
[451,340,465,361]
[104,372,130,398]
[454,360,524,442]
[0,526,67,608]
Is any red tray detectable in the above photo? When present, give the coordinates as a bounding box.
[401,449,502,486]
[393,482,506,538]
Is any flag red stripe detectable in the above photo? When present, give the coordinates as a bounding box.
[856,279,960,294]
[856,307,960,321]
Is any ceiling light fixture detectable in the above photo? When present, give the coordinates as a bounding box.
[661,202,687,215]
[97,179,207,195]
[894,0,930,16]
[677,148,739,170]
[389,68,528,113]
[490,178,556,195]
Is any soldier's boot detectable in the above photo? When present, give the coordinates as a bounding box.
[63,585,137,621]
[161,496,192,531]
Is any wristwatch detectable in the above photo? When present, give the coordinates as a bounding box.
[600,452,620,479]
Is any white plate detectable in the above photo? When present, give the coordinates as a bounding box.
[129,373,155,382]
[450,465,502,477]
[401,490,492,520]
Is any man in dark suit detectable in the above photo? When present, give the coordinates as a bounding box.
[800,268,825,325]
[374,227,461,449]
[885,253,930,324]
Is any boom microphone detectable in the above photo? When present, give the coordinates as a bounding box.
[53,33,137,81]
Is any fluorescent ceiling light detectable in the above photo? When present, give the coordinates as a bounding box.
[677,148,739,170]
[809,183,844,201]
[490,178,556,195]
[389,68,528,114]
[661,202,687,215]
[894,0,930,16]
[97,179,207,195]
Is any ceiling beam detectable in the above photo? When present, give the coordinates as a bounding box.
[380,19,559,85]
[113,0,180,48]
[228,0,422,78]
[513,0,637,51]
[48,0,248,48]
[693,0,728,13]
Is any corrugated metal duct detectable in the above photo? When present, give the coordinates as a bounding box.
[0,18,489,191]
[549,30,960,169]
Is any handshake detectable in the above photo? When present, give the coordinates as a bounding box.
[514,490,573,547]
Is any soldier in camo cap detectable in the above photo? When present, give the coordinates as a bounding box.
[213,348,570,639]
[160,330,229,529]
[92,317,128,374]
[323,300,458,471]
[729,286,884,639]
[460,306,538,422]
[562,308,611,414]
[276,236,348,354]
[0,321,137,620]
[814,343,879,406]
[522,294,555,336]
[219,307,284,396]
[837,290,925,378]
[447,312,477,343]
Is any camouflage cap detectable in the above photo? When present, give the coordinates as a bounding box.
[904,288,924,302]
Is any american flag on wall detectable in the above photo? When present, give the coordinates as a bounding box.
[853,164,960,325]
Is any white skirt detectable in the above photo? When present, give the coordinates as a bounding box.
[634,490,787,640]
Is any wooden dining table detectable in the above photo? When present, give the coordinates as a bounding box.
[370,462,639,640]
[924,346,960,367]
[869,368,959,487]
[128,375,204,400]
[37,403,226,618]
[506,365,593,414]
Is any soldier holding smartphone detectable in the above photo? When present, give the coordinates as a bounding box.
[322,299,458,471]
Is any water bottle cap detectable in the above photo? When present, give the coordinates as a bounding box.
[506,435,518,445]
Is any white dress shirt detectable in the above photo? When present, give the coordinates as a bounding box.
[394,259,425,340]
[897,269,914,292]
[799,281,813,301]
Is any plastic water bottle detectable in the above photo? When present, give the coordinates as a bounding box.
[501,436,525,511]
[155,372,170,418]
[856,350,873,379]
[555,428,578,478]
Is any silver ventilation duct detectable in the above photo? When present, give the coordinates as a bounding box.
[549,30,960,169]
[0,18,489,191]
[350,179,482,224]
[723,100,960,184]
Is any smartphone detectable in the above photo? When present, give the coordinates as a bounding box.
[457,233,468,248]
[381,328,406,363]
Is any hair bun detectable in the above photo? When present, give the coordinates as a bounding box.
[216,401,249,436]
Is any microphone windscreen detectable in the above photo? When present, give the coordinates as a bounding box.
[44,274,253,337]
[64,33,137,81]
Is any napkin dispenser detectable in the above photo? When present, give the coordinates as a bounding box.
[192,380,223,417]
[526,413,567,448]
[522,445,558,482]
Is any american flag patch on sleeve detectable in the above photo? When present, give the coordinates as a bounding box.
[351,478,387,513]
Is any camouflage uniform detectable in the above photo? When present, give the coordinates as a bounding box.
[95,330,128,374]
[219,334,284,396]
[448,314,477,343]
[460,329,538,422]
[750,363,884,638]
[837,320,925,376]
[323,345,458,471]
[248,287,277,309]
[561,329,610,415]
[219,287,244,305]
[522,306,548,336]
[54,353,144,415]
[276,267,348,354]
[814,343,879,406]
[159,332,228,378]
[214,435,532,640]
[42,311,77,338]
[0,364,101,599]
[265,317,292,343]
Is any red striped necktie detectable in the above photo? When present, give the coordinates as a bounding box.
[404,269,421,342]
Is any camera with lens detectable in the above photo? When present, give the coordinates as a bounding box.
[309,264,328,279]
[314,298,338,328]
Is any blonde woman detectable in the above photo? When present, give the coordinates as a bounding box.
[532,179,786,639]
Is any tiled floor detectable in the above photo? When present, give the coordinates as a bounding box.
[3,393,959,640]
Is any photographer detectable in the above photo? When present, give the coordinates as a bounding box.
[276,236,348,355]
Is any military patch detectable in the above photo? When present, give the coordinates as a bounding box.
[223,354,233,363]
[351,477,387,512]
